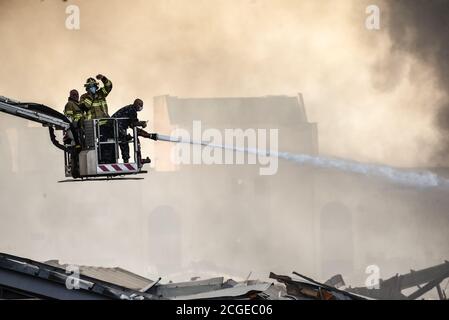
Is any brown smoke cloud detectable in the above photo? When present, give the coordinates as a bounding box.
[380,0,449,165]
[1,0,448,290]
[0,0,446,167]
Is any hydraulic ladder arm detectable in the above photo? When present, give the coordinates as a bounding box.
[0,96,71,131]
[0,96,72,152]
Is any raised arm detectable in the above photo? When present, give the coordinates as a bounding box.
[96,74,113,97]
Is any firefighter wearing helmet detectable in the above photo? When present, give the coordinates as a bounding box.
[112,98,152,163]
[80,74,113,119]
[64,89,83,123]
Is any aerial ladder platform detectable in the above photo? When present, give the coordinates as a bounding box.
[0,96,160,180]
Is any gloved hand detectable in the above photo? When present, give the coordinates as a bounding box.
[137,129,151,139]
[133,121,147,128]
[96,74,104,80]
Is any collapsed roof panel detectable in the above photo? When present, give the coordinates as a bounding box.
[2,252,447,300]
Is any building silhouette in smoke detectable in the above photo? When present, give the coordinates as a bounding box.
[150,93,449,286]
[151,94,319,277]
[1,93,449,292]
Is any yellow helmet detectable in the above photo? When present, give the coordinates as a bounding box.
[84,77,99,88]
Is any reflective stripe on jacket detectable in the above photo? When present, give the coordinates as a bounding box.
[80,76,113,119]
[64,100,84,122]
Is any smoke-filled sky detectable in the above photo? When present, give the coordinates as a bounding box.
[1,0,449,291]
[385,0,449,163]
[0,0,448,167]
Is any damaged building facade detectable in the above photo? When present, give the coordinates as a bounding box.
[0,93,449,300]
[149,94,319,278]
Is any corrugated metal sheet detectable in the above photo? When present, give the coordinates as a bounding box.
[172,283,272,300]
[0,253,157,300]
[151,277,224,298]
[44,260,153,291]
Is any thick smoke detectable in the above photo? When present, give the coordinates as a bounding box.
[0,0,445,167]
[1,1,449,292]
[384,0,449,163]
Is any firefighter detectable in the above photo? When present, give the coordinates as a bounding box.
[112,98,151,163]
[63,89,83,149]
[64,89,84,123]
[80,74,113,119]
[63,89,84,177]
